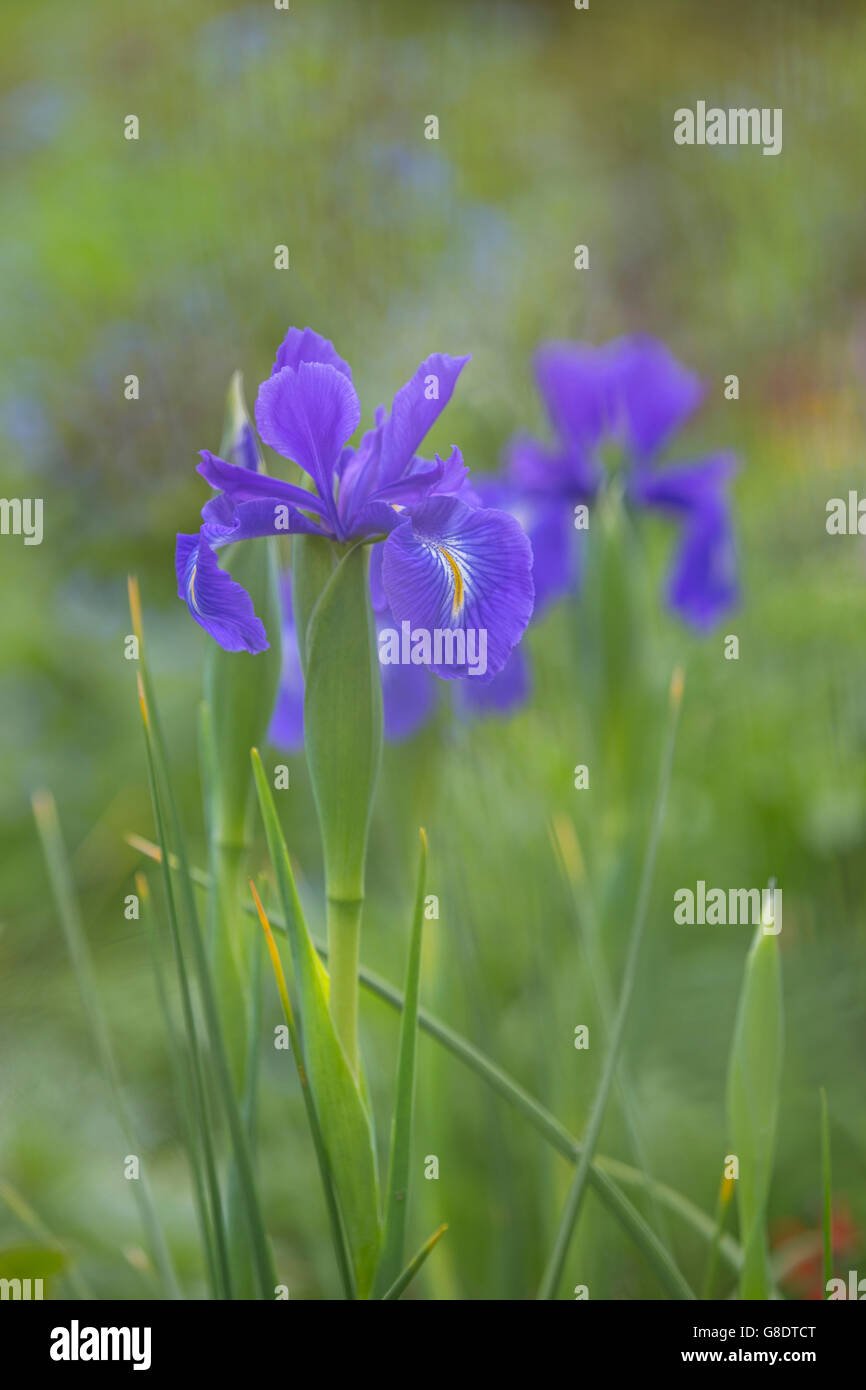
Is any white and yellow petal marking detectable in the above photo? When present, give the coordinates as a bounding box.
[438,545,465,617]
[187,561,200,614]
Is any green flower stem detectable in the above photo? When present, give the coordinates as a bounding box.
[301,542,382,1079]
[327,895,364,1075]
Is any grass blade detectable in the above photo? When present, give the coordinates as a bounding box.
[700,1167,736,1300]
[538,666,686,1299]
[134,681,233,1298]
[549,813,671,1249]
[374,828,427,1297]
[249,881,356,1298]
[137,872,220,1298]
[251,747,382,1297]
[128,831,730,1290]
[130,579,277,1300]
[32,791,181,1300]
[725,923,783,1300]
[382,1224,448,1301]
[0,1179,92,1300]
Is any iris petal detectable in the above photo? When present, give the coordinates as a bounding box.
[628,452,736,515]
[610,336,704,460]
[268,579,305,752]
[376,353,470,489]
[176,533,269,653]
[255,361,361,509]
[197,451,329,517]
[666,500,738,631]
[457,645,530,717]
[533,343,616,456]
[271,326,353,382]
[381,495,534,681]
[201,494,323,546]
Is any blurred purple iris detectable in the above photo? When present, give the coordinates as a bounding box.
[500,335,738,630]
[458,336,739,720]
[176,327,534,678]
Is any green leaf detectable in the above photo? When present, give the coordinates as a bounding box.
[32,788,181,1301]
[726,925,784,1300]
[137,871,221,1299]
[129,833,741,1287]
[133,694,233,1298]
[0,1179,91,1298]
[382,1224,447,1301]
[252,749,382,1297]
[538,669,689,1300]
[130,585,277,1300]
[291,532,337,674]
[303,543,382,903]
[303,541,382,1072]
[374,828,428,1297]
[249,881,356,1299]
[0,1246,68,1281]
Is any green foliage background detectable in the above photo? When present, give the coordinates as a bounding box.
[2,0,865,1298]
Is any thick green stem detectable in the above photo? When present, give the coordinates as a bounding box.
[327,895,364,1075]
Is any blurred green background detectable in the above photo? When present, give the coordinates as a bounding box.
[2,0,866,1299]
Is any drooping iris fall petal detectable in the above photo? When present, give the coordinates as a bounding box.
[381,495,534,681]
[665,500,738,632]
[176,532,269,654]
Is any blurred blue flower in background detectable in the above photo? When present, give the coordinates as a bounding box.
[502,335,739,630]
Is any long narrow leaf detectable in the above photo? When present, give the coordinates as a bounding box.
[134,683,233,1298]
[382,1224,447,1301]
[700,1168,735,1300]
[374,829,427,1296]
[538,667,686,1299]
[251,748,382,1297]
[137,871,220,1298]
[128,829,735,1288]
[32,791,181,1300]
[249,882,356,1299]
[130,579,277,1299]
[726,924,783,1300]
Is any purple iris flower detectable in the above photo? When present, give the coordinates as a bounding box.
[502,335,738,631]
[176,327,535,676]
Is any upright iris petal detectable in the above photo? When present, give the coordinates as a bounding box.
[255,361,361,527]
[376,352,471,488]
[271,326,354,382]
[381,495,534,681]
[533,342,615,459]
[608,336,704,460]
